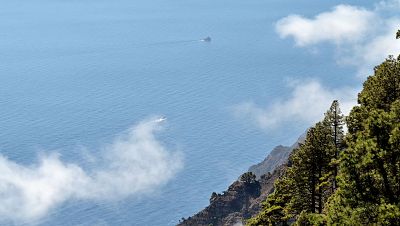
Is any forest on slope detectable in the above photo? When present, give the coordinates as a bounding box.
[247,32,400,226]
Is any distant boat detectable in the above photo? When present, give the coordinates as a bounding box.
[201,37,211,42]
[155,116,167,123]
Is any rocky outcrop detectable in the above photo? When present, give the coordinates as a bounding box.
[177,134,305,226]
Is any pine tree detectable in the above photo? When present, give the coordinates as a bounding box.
[323,100,345,191]
[326,55,400,225]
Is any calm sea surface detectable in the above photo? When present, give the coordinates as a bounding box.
[0,0,373,225]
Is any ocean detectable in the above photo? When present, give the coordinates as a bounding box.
[0,0,374,225]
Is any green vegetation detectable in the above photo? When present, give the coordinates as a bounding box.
[247,33,400,225]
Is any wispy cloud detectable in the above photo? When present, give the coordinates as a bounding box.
[338,19,400,76]
[276,1,400,76]
[234,80,357,130]
[375,0,400,10]
[0,117,183,223]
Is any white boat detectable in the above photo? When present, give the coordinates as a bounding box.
[156,116,167,123]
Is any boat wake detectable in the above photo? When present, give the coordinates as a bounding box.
[149,37,211,46]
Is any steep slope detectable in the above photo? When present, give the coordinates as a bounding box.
[177,134,305,226]
[248,145,290,179]
[249,133,306,179]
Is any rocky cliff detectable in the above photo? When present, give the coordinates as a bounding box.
[178,165,286,226]
[177,134,305,226]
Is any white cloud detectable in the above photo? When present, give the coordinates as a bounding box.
[276,1,400,76]
[234,80,358,130]
[276,5,375,47]
[0,117,183,224]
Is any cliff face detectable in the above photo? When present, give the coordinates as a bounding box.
[178,165,286,226]
[178,134,305,226]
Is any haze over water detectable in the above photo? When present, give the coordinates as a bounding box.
[0,0,376,225]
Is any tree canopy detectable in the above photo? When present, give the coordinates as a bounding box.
[247,33,400,225]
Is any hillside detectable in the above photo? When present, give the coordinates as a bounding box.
[177,135,304,226]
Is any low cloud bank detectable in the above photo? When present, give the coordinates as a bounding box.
[234,80,358,130]
[0,117,183,223]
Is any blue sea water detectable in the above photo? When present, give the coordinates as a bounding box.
[0,0,375,225]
